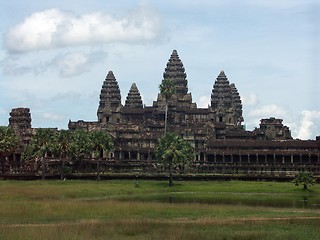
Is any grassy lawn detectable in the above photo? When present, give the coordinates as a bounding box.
[0,180,319,239]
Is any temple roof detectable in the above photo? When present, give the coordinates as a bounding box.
[162,50,188,96]
[211,70,232,109]
[98,70,121,112]
[230,83,243,122]
[125,83,143,109]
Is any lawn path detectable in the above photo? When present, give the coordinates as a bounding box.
[2,216,320,228]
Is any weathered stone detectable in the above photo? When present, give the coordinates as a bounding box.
[125,83,143,109]
[7,50,320,176]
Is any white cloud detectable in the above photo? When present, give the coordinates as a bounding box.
[296,110,320,140]
[55,52,88,77]
[245,105,320,139]
[244,104,290,133]
[1,50,108,78]
[242,93,258,106]
[197,96,210,108]
[53,51,107,77]
[248,104,287,118]
[4,3,163,53]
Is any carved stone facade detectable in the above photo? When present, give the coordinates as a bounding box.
[68,50,320,175]
[6,50,320,176]
[9,108,34,147]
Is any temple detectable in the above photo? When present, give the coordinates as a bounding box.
[67,50,319,175]
[5,50,320,176]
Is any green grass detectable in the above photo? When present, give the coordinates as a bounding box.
[0,180,319,239]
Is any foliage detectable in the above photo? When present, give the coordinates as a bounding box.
[159,79,175,101]
[0,126,19,174]
[292,171,316,190]
[89,130,113,181]
[89,130,113,158]
[22,129,114,161]
[156,133,194,186]
[22,128,57,160]
[52,130,73,179]
[69,129,92,161]
[52,130,73,159]
[0,126,19,158]
[159,79,175,134]
[156,133,194,168]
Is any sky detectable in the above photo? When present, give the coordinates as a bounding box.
[0,0,319,140]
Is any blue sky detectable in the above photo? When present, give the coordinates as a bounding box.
[1,0,319,139]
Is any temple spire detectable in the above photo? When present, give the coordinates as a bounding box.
[162,50,188,97]
[211,70,232,109]
[211,71,243,126]
[125,83,143,109]
[97,70,121,123]
[230,83,244,125]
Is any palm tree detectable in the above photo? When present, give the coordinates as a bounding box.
[156,133,194,187]
[0,126,19,174]
[69,129,92,165]
[53,130,73,180]
[159,79,175,134]
[23,128,57,179]
[89,130,113,181]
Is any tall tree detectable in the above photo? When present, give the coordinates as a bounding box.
[89,130,113,181]
[53,130,73,180]
[156,133,194,187]
[24,128,57,179]
[0,126,19,174]
[69,129,92,172]
[159,79,175,134]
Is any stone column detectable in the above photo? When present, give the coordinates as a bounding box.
[300,154,302,164]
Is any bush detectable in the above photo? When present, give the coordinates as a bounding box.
[292,171,316,190]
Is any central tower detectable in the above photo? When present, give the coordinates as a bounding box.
[155,50,194,109]
[163,50,188,97]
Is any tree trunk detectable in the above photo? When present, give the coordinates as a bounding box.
[169,158,173,187]
[61,157,65,180]
[165,103,168,134]
[1,155,4,175]
[41,156,46,180]
[97,158,100,181]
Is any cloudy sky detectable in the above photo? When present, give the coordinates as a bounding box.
[1,0,319,139]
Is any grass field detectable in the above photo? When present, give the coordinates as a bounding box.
[0,180,319,239]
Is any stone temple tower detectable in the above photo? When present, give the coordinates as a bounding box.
[211,71,243,126]
[97,71,122,124]
[156,50,195,109]
[8,108,33,145]
[124,83,143,109]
